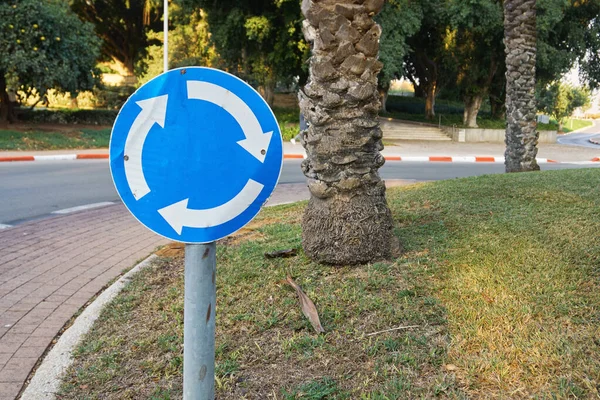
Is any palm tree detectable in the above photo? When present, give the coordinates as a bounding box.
[298,0,394,265]
[504,0,539,172]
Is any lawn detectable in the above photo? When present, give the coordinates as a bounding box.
[561,118,594,133]
[0,128,111,150]
[58,168,600,399]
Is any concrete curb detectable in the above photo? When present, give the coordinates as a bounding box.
[20,255,158,400]
[1,152,597,164]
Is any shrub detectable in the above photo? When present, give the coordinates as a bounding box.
[17,108,118,125]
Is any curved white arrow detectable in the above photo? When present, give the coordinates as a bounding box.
[124,95,168,200]
[157,179,264,235]
[187,81,273,163]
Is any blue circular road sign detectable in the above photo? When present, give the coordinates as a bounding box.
[110,67,283,243]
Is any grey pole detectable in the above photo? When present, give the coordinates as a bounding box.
[163,0,168,72]
[184,242,217,399]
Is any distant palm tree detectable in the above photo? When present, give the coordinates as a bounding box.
[298,0,394,264]
[504,0,540,172]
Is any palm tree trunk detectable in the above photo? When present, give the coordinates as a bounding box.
[504,0,539,172]
[299,0,394,265]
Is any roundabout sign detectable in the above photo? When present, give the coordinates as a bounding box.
[109,67,283,243]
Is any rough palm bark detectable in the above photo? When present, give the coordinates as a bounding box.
[504,0,539,172]
[298,0,394,265]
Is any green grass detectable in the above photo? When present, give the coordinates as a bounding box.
[561,118,593,133]
[57,168,600,399]
[282,377,347,399]
[273,106,300,141]
[0,128,111,150]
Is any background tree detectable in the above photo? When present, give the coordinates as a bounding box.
[298,0,394,264]
[70,0,162,76]
[402,0,454,120]
[182,0,308,106]
[392,0,598,124]
[537,0,600,89]
[537,82,590,131]
[445,0,504,127]
[375,0,422,112]
[138,9,217,85]
[504,0,539,172]
[0,0,101,124]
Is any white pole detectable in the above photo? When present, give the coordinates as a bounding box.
[163,0,168,73]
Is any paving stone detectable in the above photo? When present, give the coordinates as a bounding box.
[0,382,22,399]
[0,204,167,398]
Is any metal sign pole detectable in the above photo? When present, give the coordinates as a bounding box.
[183,242,216,399]
[163,0,168,72]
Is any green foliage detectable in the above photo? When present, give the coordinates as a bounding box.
[537,82,591,129]
[537,0,600,89]
[0,0,101,107]
[445,0,504,98]
[177,0,309,100]
[70,0,162,75]
[273,106,300,141]
[376,0,422,91]
[18,109,118,125]
[386,95,465,116]
[398,0,600,123]
[91,85,137,110]
[138,9,217,85]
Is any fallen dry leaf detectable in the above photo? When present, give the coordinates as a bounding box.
[285,276,325,334]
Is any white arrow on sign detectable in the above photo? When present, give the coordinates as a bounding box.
[158,179,264,234]
[124,95,168,200]
[187,81,273,163]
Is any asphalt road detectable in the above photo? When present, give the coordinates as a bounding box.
[2,159,599,227]
[557,120,600,148]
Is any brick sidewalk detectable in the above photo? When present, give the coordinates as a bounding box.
[0,204,168,399]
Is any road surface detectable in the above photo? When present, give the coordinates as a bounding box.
[2,159,599,227]
[557,120,600,148]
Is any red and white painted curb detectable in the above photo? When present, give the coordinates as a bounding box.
[383,156,559,163]
[0,153,598,164]
[0,154,108,162]
[284,154,563,163]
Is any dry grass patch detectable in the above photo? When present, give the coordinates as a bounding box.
[58,202,460,399]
